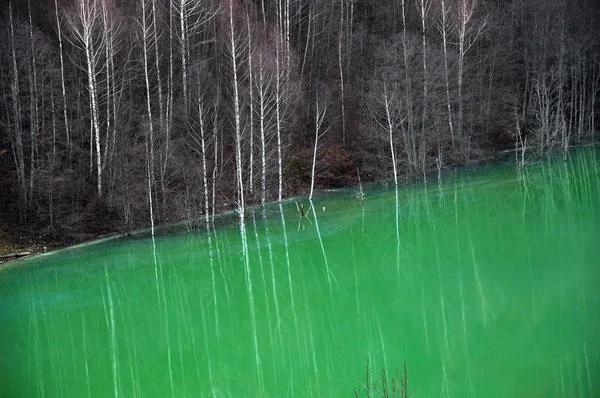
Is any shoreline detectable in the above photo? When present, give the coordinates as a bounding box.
[2,143,597,267]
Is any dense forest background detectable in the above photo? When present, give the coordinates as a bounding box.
[1,0,599,241]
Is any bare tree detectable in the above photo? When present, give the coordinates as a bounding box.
[400,0,416,175]
[246,10,255,197]
[438,0,456,151]
[189,89,212,230]
[7,2,27,216]
[309,89,328,200]
[455,0,486,157]
[172,0,215,112]
[417,0,433,176]
[275,10,284,201]
[54,0,71,153]
[26,0,39,207]
[140,0,157,233]
[338,0,347,144]
[65,0,106,198]
[372,80,404,186]
[255,47,277,207]
[227,0,247,219]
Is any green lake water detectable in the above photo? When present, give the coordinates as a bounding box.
[1,148,600,397]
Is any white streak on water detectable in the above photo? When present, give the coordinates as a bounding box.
[252,210,275,367]
[376,315,388,376]
[394,187,401,283]
[361,200,365,236]
[576,349,584,398]
[200,294,215,397]
[31,284,45,398]
[279,203,300,346]
[469,241,488,328]
[439,280,451,398]
[279,203,304,397]
[440,285,450,358]
[262,208,283,358]
[420,287,430,355]
[152,236,160,308]
[459,271,467,345]
[240,213,263,393]
[120,304,138,398]
[458,271,475,395]
[81,311,91,398]
[554,360,560,396]
[310,199,337,292]
[351,231,361,317]
[204,229,219,340]
[161,278,175,398]
[66,313,78,395]
[441,360,450,398]
[171,267,188,397]
[185,251,204,389]
[104,267,119,398]
[531,282,537,323]
[454,178,460,262]
[212,229,231,309]
[37,288,51,398]
[560,357,565,398]
[26,278,32,396]
[305,300,319,397]
[44,286,63,397]
[150,238,175,397]
[584,343,592,396]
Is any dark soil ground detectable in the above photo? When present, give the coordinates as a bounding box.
[0,225,65,264]
[0,212,115,265]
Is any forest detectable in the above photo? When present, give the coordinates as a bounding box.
[1,0,599,243]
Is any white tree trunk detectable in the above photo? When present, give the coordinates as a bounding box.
[8,3,27,213]
[247,15,255,196]
[228,0,245,219]
[141,0,157,234]
[310,94,327,200]
[338,0,346,144]
[400,0,416,174]
[26,0,39,206]
[275,28,283,202]
[54,0,70,151]
[197,100,210,230]
[440,0,455,151]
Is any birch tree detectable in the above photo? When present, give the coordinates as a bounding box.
[338,0,347,144]
[140,0,157,233]
[227,0,247,219]
[372,81,403,186]
[255,47,277,207]
[54,0,70,152]
[309,89,328,200]
[438,0,456,151]
[453,0,486,157]
[400,0,416,175]
[275,7,284,201]
[7,3,27,216]
[417,0,433,175]
[172,0,215,113]
[65,0,106,198]
[246,10,255,196]
[26,0,39,207]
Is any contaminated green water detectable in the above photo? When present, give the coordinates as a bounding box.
[1,148,600,397]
